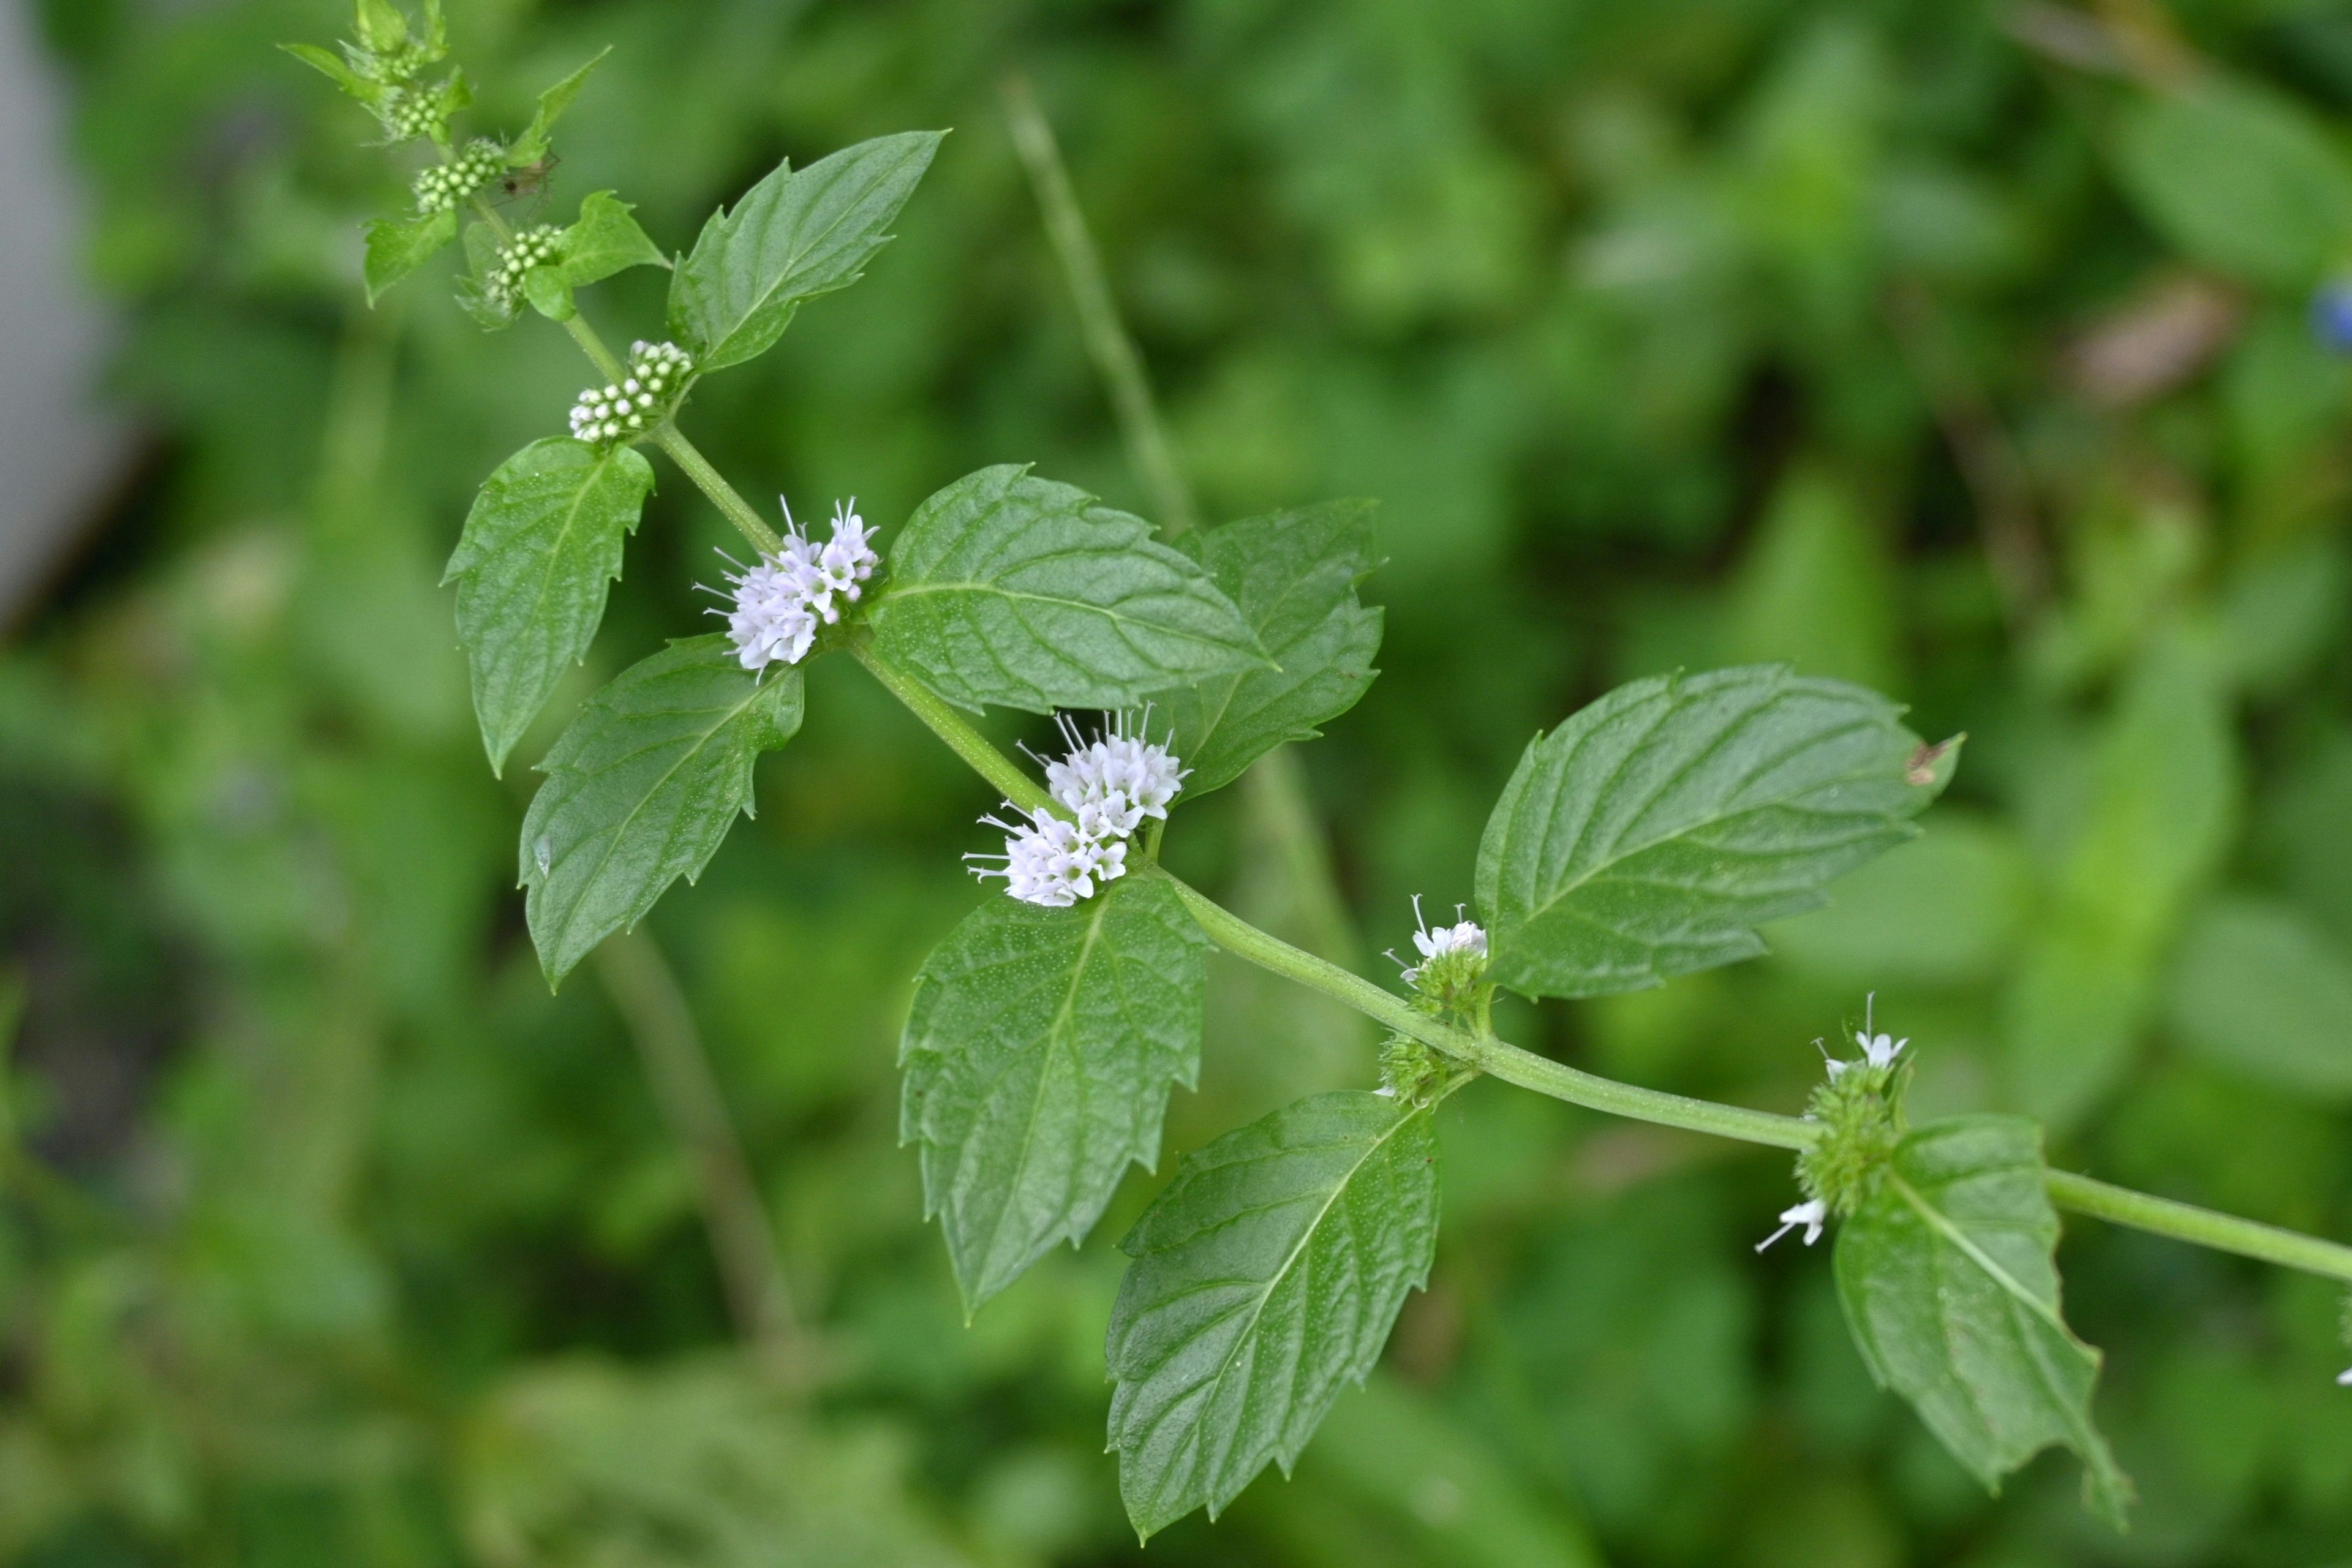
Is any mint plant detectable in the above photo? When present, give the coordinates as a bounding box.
[295,6,2352,1538]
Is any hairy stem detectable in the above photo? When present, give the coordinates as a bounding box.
[848,643,2352,1284]
[597,929,809,1379]
[846,638,1049,813]
[2045,1170,2352,1280]
[1160,872,1816,1149]
[651,422,782,554]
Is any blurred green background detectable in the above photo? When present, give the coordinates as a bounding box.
[7,0,2352,1562]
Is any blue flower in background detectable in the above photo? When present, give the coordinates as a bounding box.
[2312,279,2352,351]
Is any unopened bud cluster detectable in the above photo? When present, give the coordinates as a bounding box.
[485,225,564,312]
[415,141,503,213]
[1760,999,1910,1253]
[379,86,440,141]
[1376,1036,1450,1107]
[569,342,694,447]
[715,500,878,671]
[969,715,1187,908]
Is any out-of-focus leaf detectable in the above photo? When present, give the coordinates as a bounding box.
[2114,78,2352,289]
[2005,636,2237,1126]
[1765,812,2031,986]
[443,438,655,774]
[870,465,1268,714]
[1284,1372,1605,1568]
[361,209,453,304]
[1106,1091,1439,1537]
[901,875,1209,1312]
[463,1357,974,1567]
[1476,666,1947,999]
[1724,466,1899,693]
[520,637,802,986]
[1148,500,1384,797]
[669,131,944,371]
[2168,894,2352,1099]
[1834,1115,2131,1525]
[2216,538,2347,696]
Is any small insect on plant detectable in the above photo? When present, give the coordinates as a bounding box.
[494,150,556,203]
[292,0,2352,1539]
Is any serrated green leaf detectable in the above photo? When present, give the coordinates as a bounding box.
[1106,1091,1439,1538]
[2114,78,2352,290]
[282,41,379,103]
[1474,665,1945,1000]
[560,190,668,290]
[361,208,455,304]
[902,875,1208,1312]
[1834,1115,2132,1526]
[519,636,801,986]
[508,47,611,168]
[668,131,944,371]
[869,465,1269,715]
[444,439,655,775]
[1147,501,1384,797]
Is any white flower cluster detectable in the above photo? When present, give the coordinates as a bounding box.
[714,500,879,672]
[969,715,1188,908]
[1820,995,1906,1082]
[1398,897,1487,986]
[568,341,695,446]
[413,141,503,213]
[1758,995,1909,1254]
[484,224,563,312]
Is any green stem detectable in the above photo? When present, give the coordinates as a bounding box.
[598,930,809,1383]
[847,641,2352,1284]
[2045,1170,2352,1280]
[846,639,1050,813]
[1158,873,1817,1150]
[652,423,782,554]
[1001,74,1197,537]
[466,193,780,556]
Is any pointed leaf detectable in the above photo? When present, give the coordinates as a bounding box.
[668,131,944,371]
[1835,1115,2132,1525]
[520,636,802,986]
[870,465,1269,714]
[445,439,655,774]
[523,266,574,322]
[282,42,379,103]
[353,0,409,53]
[1475,665,1947,1000]
[2113,78,2352,290]
[1148,500,1384,796]
[1106,1091,1440,1537]
[902,875,1209,1311]
[362,208,455,304]
[560,190,668,289]
[507,47,611,168]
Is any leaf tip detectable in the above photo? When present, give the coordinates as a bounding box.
[1905,732,1966,793]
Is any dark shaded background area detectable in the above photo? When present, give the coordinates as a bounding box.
[4,0,2352,1562]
